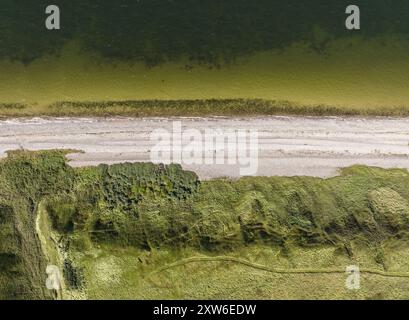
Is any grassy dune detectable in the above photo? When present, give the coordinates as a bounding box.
[2,151,409,299]
[78,245,409,300]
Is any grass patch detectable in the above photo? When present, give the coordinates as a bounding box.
[2,99,409,118]
[2,150,409,299]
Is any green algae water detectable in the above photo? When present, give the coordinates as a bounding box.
[1,1,409,110]
[2,37,409,109]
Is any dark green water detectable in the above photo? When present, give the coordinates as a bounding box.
[1,1,409,65]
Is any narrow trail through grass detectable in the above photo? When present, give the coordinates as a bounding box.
[35,202,65,299]
[150,256,409,279]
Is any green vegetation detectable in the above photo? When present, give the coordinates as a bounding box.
[4,98,409,118]
[0,150,74,300]
[2,150,409,299]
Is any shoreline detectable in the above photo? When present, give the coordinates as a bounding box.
[2,99,409,119]
[1,115,409,179]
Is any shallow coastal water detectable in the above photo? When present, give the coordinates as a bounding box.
[1,37,409,109]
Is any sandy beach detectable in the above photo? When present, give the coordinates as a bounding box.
[2,116,409,179]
